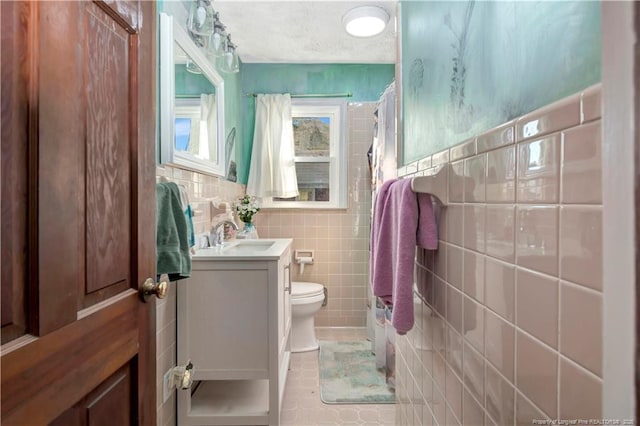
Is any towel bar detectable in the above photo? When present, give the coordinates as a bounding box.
[410,163,449,206]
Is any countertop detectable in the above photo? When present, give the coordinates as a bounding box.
[192,238,293,261]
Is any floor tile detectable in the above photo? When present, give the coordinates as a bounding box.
[281,327,396,426]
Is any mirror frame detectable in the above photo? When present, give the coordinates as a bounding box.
[159,12,226,176]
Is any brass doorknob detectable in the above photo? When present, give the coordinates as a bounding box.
[141,278,168,302]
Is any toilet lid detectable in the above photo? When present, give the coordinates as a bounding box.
[291,281,324,297]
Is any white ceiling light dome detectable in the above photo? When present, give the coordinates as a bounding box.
[342,6,390,38]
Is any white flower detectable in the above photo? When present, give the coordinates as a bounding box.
[234,195,261,223]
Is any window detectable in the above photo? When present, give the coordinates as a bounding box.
[174,101,202,154]
[262,98,347,209]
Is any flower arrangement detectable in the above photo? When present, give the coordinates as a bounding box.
[234,195,261,224]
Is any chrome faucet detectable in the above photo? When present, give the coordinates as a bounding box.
[210,219,239,247]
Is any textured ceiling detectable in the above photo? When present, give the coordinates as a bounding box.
[212,0,398,64]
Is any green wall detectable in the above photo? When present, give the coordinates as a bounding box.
[223,69,242,182]
[400,0,601,164]
[238,63,395,184]
[175,65,216,96]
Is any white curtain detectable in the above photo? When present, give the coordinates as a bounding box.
[198,94,216,161]
[247,94,299,198]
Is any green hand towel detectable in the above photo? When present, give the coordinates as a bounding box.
[156,182,191,280]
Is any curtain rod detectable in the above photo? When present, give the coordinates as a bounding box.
[245,92,353,99]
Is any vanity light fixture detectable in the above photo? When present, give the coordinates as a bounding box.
[342,6,389,37]
[224,41,240,73]
[209,16,227,57]
[187,0,215,37]
[186,0,240,74]
[216,34,239,74]
[185,59,203,75]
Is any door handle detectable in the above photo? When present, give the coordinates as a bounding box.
[141,278,168,302]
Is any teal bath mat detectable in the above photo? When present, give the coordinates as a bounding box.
[318,340,395,404]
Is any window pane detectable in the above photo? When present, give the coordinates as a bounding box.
[174,118,192,151]
[292,117,330,157]
[274,162,330,202]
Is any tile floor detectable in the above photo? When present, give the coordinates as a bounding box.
[280,327,397,426]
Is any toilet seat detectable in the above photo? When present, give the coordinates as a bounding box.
[291,281,324,298]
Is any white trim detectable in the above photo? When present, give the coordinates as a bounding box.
[262,98,348,210]
[602,1,636,418]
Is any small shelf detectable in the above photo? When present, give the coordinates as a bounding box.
[188,380,270,423]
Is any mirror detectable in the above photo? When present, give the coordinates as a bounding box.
[159,13,226,176]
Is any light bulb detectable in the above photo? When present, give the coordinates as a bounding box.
[187,0,215,36]
[196,6,206,28]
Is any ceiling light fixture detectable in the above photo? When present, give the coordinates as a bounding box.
[342,6,389,38]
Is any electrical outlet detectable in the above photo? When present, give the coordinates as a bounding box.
[163,369,174,403]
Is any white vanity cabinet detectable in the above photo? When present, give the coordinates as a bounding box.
[177,239,293,425]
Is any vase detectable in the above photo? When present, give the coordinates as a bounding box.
[238,221,259,239]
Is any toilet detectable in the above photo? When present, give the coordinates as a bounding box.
[290,281,326,352]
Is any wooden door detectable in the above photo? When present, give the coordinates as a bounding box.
[1,1,157,424]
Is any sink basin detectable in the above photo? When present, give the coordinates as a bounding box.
[192,239,291,260]
[223,240,275,253]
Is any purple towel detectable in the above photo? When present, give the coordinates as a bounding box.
[370,178,438,334]
[370,178,397,304]
[416,190,438,250]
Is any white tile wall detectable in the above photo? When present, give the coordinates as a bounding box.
[256,103,376,327]
[395,85,603,425]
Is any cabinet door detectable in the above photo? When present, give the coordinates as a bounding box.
[178,268,270,378]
